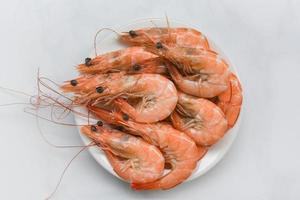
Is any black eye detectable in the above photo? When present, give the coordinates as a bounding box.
[115,125,124,131]
[97,121,103,126]
[156,42,163,49]
[70,79,78,86]
[91,125,97,132]
[96,86,104,93]
[85,57,92,66]
[122,113,129,121]
[129,30,137,37]
[132,64,141,71]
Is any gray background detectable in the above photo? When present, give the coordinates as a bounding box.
[0,0,299,199]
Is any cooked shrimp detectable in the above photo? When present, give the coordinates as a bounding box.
[87,105,207,190]
[61,73,178,123]
[120,27,209,49]
[77,46,157,74]
[120,28,229,98]
[171,92,228,146]
[81,125,165,184]
[126,58,167,75]
[162,49,230,98]
[217,73,243,128]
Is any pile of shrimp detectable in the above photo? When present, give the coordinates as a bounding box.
[59,25,243,190]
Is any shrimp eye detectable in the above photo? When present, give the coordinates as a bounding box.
[115,125,124,131]
[96,86,104,93]
[156,42,163,49]
[91,125,97,132]
[70,79,78,86]
[132,64,141,71]
[122,113,129,121]
[97,120,103,126]
[85,57,92,66]
[129,30,137,37]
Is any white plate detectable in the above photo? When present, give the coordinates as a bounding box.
[74,18,243,183]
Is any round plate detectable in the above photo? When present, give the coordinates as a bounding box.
[74,18,243,183]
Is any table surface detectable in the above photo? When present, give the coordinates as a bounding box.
[0,0,299,199]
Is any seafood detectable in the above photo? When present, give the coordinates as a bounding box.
[77,46,157,74]
[162,50,230,98]
[217,73,243,128]
[120,27,210,49]
[126,58,167,75]
[171,92,228,146]
[87,105,207,190]
[54,22,243,192]
[121,28,229,98]
[81,125,165,183]
[61,73,178,123]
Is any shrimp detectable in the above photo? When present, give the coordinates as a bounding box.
[81,125,165,184]
[161,48,230,98]
[120,28,230,98]
[87,105,207,190]
[126,58,167,75]
[171,92,228,146]
[120,27,209,49]
[217,73,243,128]
[77,46,157,74]
[121,32,228,97]
[61,73,178,123]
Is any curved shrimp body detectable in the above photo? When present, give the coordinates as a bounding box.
[158,47,230,98]
[81,125,165,184]
[62,73,178,123]
[120,27,209,49]
[217,73,243,128]
[171,92,228,146]
[77,46,157,74]
[81,125,165,183]
[87,106,207,190]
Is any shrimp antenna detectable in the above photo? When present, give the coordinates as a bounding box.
[33,69,96,148]
[0,85,33,97]
[0,85,90,149]
[38,76,73,102]
[94,28,121,56]
[165,13,171,41]
[0,102,31,107]
[0,86,39,107]
[149,20,158,28]
[30,94,96,148]
[45,142,94,200]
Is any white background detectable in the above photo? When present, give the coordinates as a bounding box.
[0,0,299,199]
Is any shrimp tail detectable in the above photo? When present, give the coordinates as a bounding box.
[217,73,243,128]
[131,181,161,190]
[130,169,183,190]
[197,146,208,160]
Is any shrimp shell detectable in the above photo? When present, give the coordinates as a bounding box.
[77,46,157,74]
[217,73,243,128]
[81,125,165,184]
[61,73,178,123]
[171,92,228,146]
[120,27,209,49]
[87,105,207,190]
[121,29,229,98]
